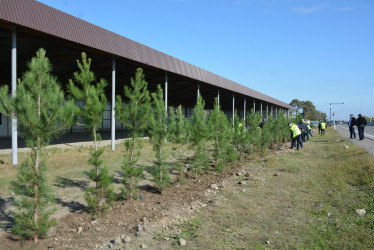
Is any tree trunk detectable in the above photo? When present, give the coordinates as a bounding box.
[130,136,135,165]
[160,145,163,184]
[34,88,41,243]
[179,145,183,180]
[129,177,133,201]
[93,126,102,218]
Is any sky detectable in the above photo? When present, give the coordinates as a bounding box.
[37,0,374,121]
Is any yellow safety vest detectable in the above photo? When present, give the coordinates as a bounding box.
[290,124,301,138]
[321,122,326,130]
[238,122,244,134]
[306,122,311,130]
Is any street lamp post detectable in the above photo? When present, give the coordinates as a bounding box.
[330,102,344,129]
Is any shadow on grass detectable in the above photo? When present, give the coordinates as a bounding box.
[53,177,88,191]
[54,198,86,213]
[0,196,15,230]
[139,184,159,194]
[112,171,123,185]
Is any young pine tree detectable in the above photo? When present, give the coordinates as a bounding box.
[168,105,190,181]
[68,52,114,219]
[232,110,246,158]
[115,68,151,200]
[208,98,235,172]
[274,112,288,144]
[246,109,262,153]
[260,114,273,153]
[0,48,78,242]
[148,85,170,193]
[190,95,209,177]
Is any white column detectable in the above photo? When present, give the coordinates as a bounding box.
[266,104,269,120]
[271,106,273,118]
[197,83,200,100]
[260,101,263,116]
[12,28,17,165]
[275,106,278,119]
[232,93,235,124]
[253,99,256,113]
[165,72,168,114]
[165,72,168,143]
[217,88,220,105]
[111,56,116,151]
[243,97,246,121]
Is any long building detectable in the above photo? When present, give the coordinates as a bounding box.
[0,0,291,164]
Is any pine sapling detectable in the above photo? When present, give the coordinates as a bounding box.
[168,105,190,181]
[190,95,209,177]
[260,114,273,153]
[208,98,234,172]
[68,52,114,219]
[246,109,262,153]
[0,48,78,242]
[232,110,245,158]
[115,68,151,200]
[149,85,170,193]
[275,112,289,143]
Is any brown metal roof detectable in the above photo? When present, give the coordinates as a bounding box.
[0,0,291,109]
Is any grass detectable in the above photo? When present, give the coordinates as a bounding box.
[178,129,374,249]
[1,128,373,248]
[0,139,186,196]
[154,217,203,245]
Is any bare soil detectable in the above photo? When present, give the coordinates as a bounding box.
[0,144,256,249]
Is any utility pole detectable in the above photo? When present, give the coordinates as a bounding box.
[330,102,344,129]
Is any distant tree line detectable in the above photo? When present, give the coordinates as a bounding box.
[290,99,327,121]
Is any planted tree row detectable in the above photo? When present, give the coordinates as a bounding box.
[0,49,294,242]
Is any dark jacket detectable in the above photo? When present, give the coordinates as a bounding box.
[348,117,356,128]
[356,117,367,126]
[298,122,308,132]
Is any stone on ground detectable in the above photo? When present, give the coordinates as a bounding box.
[356,209,366,216]
[179,237,187,246]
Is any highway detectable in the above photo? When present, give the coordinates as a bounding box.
[336,124,374,140]
[336,125,374,156]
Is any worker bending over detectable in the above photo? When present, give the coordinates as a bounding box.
[289,123,303,150]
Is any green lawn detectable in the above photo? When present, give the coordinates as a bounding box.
[165,129,374,249]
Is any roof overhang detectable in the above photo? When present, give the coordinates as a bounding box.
[0,0,291,109]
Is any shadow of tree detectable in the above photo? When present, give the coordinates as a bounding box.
[139,184,159,194]
[112,171,123,184]
[54,198,86,213]
[53,177,88,191]
[0,196,15,230]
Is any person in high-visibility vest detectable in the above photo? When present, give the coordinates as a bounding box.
[306,119,313,141]
[320,120,326,136]
[238,121,246,134]
[289,123,303,150]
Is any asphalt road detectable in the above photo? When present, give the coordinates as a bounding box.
[336,125,374,156]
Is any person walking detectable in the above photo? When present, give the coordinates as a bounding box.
[306,119,313,140]
[299,119,308,142]
[318,122,321,135]
[320,120,326,136]
[289,123,303,150]
[356,114,367,140]
[348,114,356,139]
